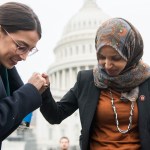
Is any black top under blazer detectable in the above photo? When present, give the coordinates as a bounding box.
[0,67,42,149]
[40,69,150,150]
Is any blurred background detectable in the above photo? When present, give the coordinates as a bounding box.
[1,0,150,149]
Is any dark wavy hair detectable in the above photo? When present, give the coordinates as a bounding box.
[0,2,42,38]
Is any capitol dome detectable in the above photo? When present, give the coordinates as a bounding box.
[62,0,109,36]
[47,0,110,94]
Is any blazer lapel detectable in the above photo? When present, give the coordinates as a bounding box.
[0,76,7,98]
[138,81,150,132]
[82,81,100,130]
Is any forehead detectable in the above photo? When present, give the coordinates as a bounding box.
[11,30,39,47]
[60,138,69,142]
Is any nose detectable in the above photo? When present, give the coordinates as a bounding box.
[19,52,29,60]
[105,59,112,69]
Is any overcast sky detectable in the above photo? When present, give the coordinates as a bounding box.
[0,0,150,82]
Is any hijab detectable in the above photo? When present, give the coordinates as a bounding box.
[93,18,150,101]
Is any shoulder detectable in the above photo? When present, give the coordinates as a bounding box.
[8,67,19,76]
[77,69,93,81]
[76,70,94,87]
[8,67,24,91]
[141,77,150,84]
[78,69,93,76]
[139,77,150,89]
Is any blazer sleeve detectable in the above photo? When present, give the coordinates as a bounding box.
[40,72,81,124]
[0,67,42,141]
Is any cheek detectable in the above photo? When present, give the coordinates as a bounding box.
[0,47,8,57]
[0,38,16,55]
[98,59,104,66]
[0,47,16,64]
[118,61,127,71]
[0,48,14,56]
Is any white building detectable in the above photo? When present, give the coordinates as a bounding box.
[2,0,109,150]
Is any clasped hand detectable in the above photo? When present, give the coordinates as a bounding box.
[27,72,50,94]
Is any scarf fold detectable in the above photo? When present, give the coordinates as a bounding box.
[93,61,150,101]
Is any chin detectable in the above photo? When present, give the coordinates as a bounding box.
[109,74,116,77]
[4,64,15,69]
[107,72,118,77]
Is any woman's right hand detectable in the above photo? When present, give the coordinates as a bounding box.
[27,72,47,92]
